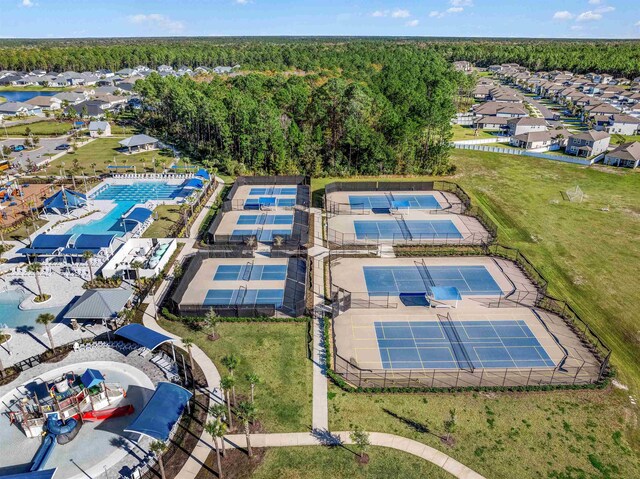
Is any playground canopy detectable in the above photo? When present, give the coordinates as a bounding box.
[0,470,57,479]
[195,169,210,181]
[115,324,175,351]
[42,189,86,214]
[81,368,105,389]
[125,382,193,441]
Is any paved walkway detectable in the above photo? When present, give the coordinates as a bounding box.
[224,431,486,479]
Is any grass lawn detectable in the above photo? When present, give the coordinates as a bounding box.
[40,137,175,175]
[450,124,496,141]
[251,446,455,479]
[2,218,47,241]
[4,120,74,137]
[0,96,5,103]
[159,319,313,433]
[313,148,640,477]
[142,204,183,238]
[611,133,640,145]
[0,86,69,92]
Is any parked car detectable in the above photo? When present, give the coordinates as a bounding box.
[55,144,71,151]
[12,145,25,152]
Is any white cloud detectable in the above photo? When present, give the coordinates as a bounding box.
[372,10,387,17]
[21,0,34,7]
[594,6,615,13]
[429,10,444,18]
[450,0,473,6]
[553,11,574,21]
[406,19,419,27]
[128,13,185,33]
[588,0,601,4]
[635,20,640,27]
[235,0,249,4]
[391,9,411,18]
[576,11,603,21]
[447,7,464,13]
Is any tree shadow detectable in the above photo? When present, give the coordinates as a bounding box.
[15,325,49,349]
[309,427,358,456]
[383,408,441,439]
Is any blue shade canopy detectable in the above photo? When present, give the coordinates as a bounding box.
[194,169,210,180]
[115,324,175,351]
[258,197,276,206]
[81,368,105,389]
[183,178,203,189]
[0,470,57,479]
[125,382,193,441]
[391,200,411,209]
[122,207,153,224]
[74,234,116,250]
[43,189,86,212]
[430,286,462,301]
[32,234,73,250]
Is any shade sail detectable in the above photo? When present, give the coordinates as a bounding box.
[183,178,203,189]
[430,286,462,301]
[0,469,57,479]
[125,382,192,441]
[74,234,116,250]
[17,248,58,255]
[81,368,105,389]
[32,234,73,250]
[194,169,210,180]
[122,207,152,224]
[115,323,175,351]
[43,189,86,212]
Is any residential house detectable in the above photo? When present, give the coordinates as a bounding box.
[66,99,109,118]
[88,121,111,137]
[53,91,89,105]
[509,129,570,151]
[453,61,472,72]
[474,116,510,130]
[506,117,547,136]
[606,114,640,136]
[0,101,42,117]
[603,142,640,169]
[25,95,62,111]
[566,130,611,157]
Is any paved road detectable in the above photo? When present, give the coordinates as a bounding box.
[0,137,68,169]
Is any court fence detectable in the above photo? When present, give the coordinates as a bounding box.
[323,180,498,247]
[326,230,492,249]
[221,175,311,212]
[327,243,612,389]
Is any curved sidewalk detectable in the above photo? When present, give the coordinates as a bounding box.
[224,431,485,479]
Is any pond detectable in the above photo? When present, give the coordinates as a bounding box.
[0,91,58,102]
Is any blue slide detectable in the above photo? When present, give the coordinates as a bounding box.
[29,417,79,471]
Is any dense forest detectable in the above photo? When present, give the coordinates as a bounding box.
[134,48,462,176]
[1,38,639,76]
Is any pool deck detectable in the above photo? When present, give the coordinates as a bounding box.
[179,257,290,307]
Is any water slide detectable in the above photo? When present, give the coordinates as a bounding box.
[81,404,135,422]
[29,417,79,471]
[29,433,56,472]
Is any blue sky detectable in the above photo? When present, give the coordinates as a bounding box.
[2,0,639,39]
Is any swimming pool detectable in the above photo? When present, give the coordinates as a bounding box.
[92,182,185,202]
[0,290,64,331]
[67,201,136,237]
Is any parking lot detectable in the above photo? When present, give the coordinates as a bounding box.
[0,137,69,170]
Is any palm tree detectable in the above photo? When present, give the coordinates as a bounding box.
[130,260,143,282]
[221,354,239,404]
[205,420,227,478]
[209,404,228,442]
[26,262,45,300]
[236,401,257,457]
[244,235,257,249]
[90,162,98,177]
[182,338,195,372]
[83,250,94,281]
[245,373,261,403]
[149,440,168,479]
[36,313,56,349]
[220,376,235,429]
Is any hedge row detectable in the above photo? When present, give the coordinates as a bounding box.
[161,307,311,324]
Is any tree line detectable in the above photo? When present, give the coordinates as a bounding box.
[0,38,639,76]
[134,48,459,176]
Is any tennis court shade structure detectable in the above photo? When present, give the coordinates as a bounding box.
[115,324,176,351]
[125,382,193,442]
[364,265,502,296]
[348,194,441,212]
[354,219,461,240]
[375,320,556,370]
[0,470,58,479]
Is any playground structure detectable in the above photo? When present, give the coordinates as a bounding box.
[0,182,57,228]
[6,368,134,472]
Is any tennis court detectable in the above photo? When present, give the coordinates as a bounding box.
[237,214,294,225]
[230,228,292,242]
[244,197,296,209]
[375,320,556,369]
[354,219,461,240]
[249,187,297,196]
[213,264,288,281]
[364,265,502,296]
[349,194,441,211]
[204,288,284,307]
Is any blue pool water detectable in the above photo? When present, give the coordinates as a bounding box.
[67,201,136,237]
[92,182,184,202]
[0,290,64,331]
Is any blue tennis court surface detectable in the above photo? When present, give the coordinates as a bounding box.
[204,289,284,307]
[354,219,461,240]
[214,264,287,281]
[237,214,293,225]
[349,194,441,211]
[375,320,555,369]
[231,229,292,242]
[244,197,296,209]
[364,265,502,296]
[249,187,297,196]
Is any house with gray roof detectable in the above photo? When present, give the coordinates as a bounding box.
[603,142,640,169]
[119,134,160,153]
[506,117,548,136]
[63,288,133,324]
[88,121,111,137]
[0,101,42,117]
[566,130,611,157]
[606,114,640,136]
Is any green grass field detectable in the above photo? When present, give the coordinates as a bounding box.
[159,319,313,432]
[450,124,497,141]
[4,121,74,137]
[611,133,640,145]
[40,137,175,175]
[251,446,455,479]
[142,205,182,238]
